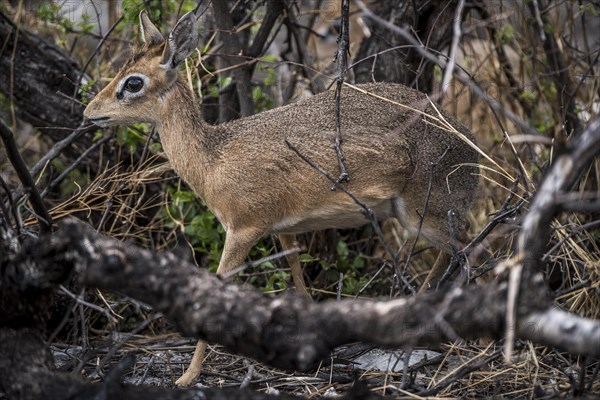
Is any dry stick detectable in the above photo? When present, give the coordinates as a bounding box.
[239,359,255,390]
[354,260,391,298]
[11,123,95,202]
[542,219,600,262]
[519,115,600,269]
[40,134,112,198]
[43,219,600,364]
[332,0,351,187]
[222,246,303,280]
[505,116,600,363]
[30,125,92,178]
[95,313,163,377]
[418,348,503,397]
[0,120,52,233]
[440,0,465,94]
[461,180,524,256]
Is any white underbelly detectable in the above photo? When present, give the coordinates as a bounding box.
[271,200,394,234]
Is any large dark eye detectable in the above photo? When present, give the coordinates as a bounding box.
[124,76,144,93]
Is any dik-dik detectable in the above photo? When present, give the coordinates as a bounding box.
[84,11,479,386]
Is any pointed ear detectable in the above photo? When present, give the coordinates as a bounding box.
[139,10,164,46]
[161,11,198,69]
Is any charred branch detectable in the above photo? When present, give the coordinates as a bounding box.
[0,120,52,232]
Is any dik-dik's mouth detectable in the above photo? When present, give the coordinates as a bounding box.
[87,116,111,128]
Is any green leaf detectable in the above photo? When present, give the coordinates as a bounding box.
[173,190,196,204]
[219,76,233,89]
[499,24,516,44]
[92,131,104,141]
[337,240,349,259]
[299,253,315,263]
[519,90,537,103]
[252,86,263,101]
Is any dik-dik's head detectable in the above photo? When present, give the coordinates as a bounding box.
[84,11,198,127]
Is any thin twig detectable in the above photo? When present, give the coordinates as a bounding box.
[40,134,112,198]
[332,0,351,187]
[440,0,465,94]
[27,123,94,183]
[222,246,303,280]
[400,146,450,289]
[58,285,113,321]
[418,348,502,396]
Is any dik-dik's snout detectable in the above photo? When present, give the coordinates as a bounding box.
[84,88,117,127]
[84,102,110,127]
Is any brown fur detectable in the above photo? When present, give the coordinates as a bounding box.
[84,10,479,386]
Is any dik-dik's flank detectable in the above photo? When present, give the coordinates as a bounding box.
[84,11,479,386]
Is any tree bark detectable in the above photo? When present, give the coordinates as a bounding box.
[354,0,455,91]
[0,11,86,137]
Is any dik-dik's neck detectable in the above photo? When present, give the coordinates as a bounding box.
[156,78,214,198]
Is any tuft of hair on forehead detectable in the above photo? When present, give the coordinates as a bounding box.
[122,42,165,70]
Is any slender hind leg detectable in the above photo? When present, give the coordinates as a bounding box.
[279,233,311,298]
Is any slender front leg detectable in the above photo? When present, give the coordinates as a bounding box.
[174,340,207,387]
[175,227,262,387]
[279,233,310,298]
